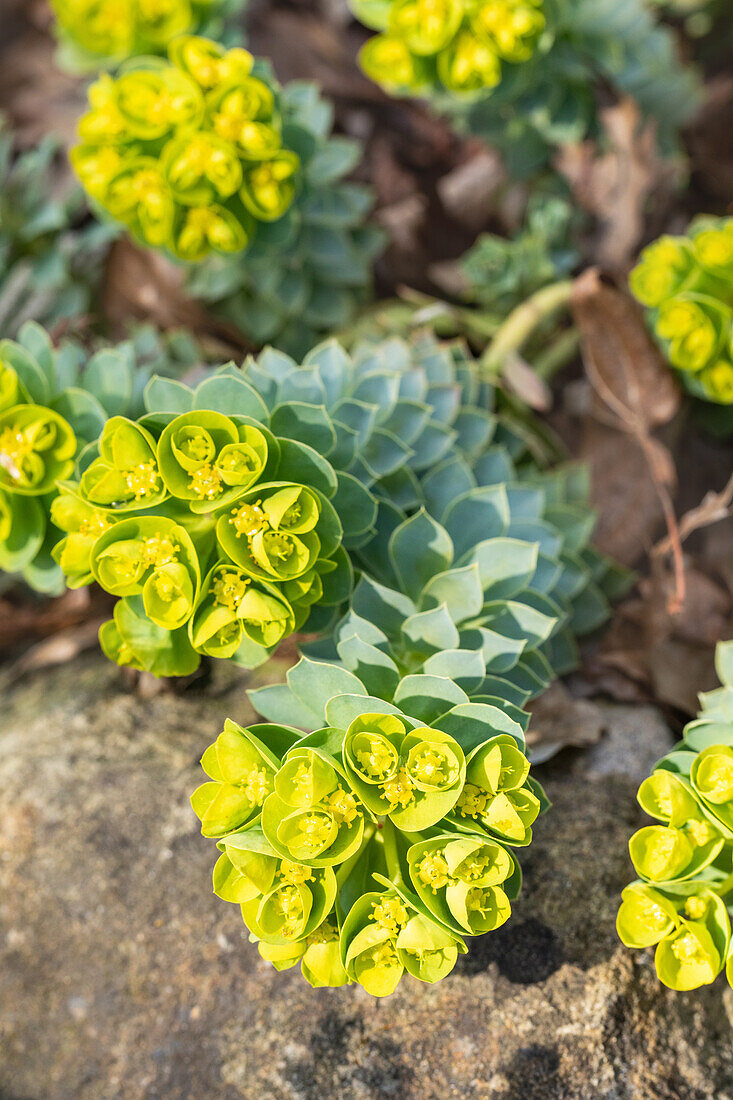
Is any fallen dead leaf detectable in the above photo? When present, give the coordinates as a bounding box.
[526,681,606,763]
[572,269,682,431]
[687,75,733,202]
[589,557,733,715]
[102,239,212,339]
[655,471,733,556]
[501,351,553,413]
[579,421,664,565]
[436,149,506,229]
[557,98,682,274]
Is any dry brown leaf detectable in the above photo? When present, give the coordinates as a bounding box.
[102,239,211,338]
[572,269,682,430]
[557,99,680,273]
[590,556,733,714]
[436,150,505,229]
[655,472,733,555]
[687,76,733,202]
[501,351,553,413]
[0,15,86,146]
[579,421,664,565]
[526,681,606,763]
[375,196,427,252]
[428,259,470,298]
[572,269,688,605]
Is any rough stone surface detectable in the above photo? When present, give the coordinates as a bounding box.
[1,656,732,1100]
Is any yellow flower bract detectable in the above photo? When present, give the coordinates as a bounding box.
[629,217,733,406]
[357,0,544,97]
[71,36,300,262]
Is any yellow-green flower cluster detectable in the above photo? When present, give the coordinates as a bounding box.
[56,410,345,677]
[194,698,540,995]
[618,641,733,991]
[630,217,733,405]
[71,36,300,262]
[355,0,545,97]
[0,355,77,587]
[50,0,224,68]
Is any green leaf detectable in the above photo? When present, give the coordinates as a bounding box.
[270,402,336,456]
[82,350,133,417]
[394,675,469,724]
[0,339,49,403]
[325,692,403,729]
[465,537,539,600]
[287,656,367,721]
[423,648,486,692]
[194,375,269,421]
[402,604,460,656]
[545,503,596,553]
[421,564,484,624]
[437,703,526,755]
[567,583,610,636]
[351,574,415,636]
[444,486,510,559]
[275,439,338,498]
[18,321,54,385]
[337,634,401,699]
[50,388,106,447]
[306,138,362,185]
[389,509,454,601]
[248,683,323,730]
[486,600,557,648]
[421,456,476,522]
[144,375,194,414]
[715,642,733,688]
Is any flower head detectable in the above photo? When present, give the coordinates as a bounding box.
[71,36,299,260]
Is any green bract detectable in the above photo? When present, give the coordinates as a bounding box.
[618,640,733,992]
[190,562,294,658]
[356,0,545,99]
[0,406,76,496]
[0,322,182,594]
[196,617,546,994]
[71,37,300,262]
[80,418,165,511]
[630,217,733,419]
[191,719,300,838]
[263,744,366,867]
[341,889,464,996]
[186,330,631,993]
[147,333,626,636]
[49,0,244,72]
[59,380,354,676]
[185,81,385,357]
[350,0,699,179]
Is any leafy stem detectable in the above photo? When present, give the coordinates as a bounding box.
[336,821,377,890]
[380,817,404,889]
[480,279,576,378]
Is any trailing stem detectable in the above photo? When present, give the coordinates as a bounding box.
[481,280,576,378]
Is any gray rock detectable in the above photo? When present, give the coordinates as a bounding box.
[1,655,732,1100]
